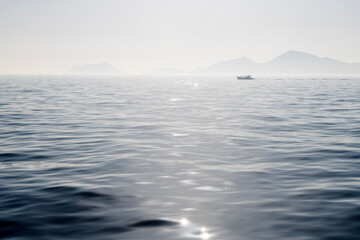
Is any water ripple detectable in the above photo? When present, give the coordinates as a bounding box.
[1,76,360,240]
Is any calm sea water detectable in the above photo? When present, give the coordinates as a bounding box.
[1,75,360,240]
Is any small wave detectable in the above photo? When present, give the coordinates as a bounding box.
[0,153,51,162]
[128,219,179,228]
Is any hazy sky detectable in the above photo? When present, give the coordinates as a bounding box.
[0,0,359,74]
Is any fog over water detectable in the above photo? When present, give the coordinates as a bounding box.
[1,0,360,74]
[1,75,360,240]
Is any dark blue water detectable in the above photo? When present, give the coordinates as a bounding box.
[1,75,360,240]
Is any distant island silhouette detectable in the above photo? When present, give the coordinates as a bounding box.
[69,62,123,75]
[195,50,360,75]
[70,51,360,75]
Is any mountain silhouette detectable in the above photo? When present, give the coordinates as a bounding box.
[197,51,360,74]
[69,63,122,75]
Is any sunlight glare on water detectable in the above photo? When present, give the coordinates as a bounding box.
[1,75,360,240]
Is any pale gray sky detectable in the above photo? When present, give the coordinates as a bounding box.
[0,0,359,74]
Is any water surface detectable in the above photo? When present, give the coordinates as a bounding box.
[1,75,360,240]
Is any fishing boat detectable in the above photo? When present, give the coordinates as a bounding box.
[237,75,254,80]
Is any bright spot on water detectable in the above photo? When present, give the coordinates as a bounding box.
[196,186,222,191]
[181,179,196,185]
[134,181,153,185]
[179,218,213,240]
[182,208,196,211]
[201,231,210,240]
[200,226,210,239]
[180,218,189,226]
[172,133,189,137]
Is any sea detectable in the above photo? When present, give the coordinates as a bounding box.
[1,75,360,240]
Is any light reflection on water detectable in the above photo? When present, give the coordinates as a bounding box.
[1,75,360,240]
[180,218,213,240]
